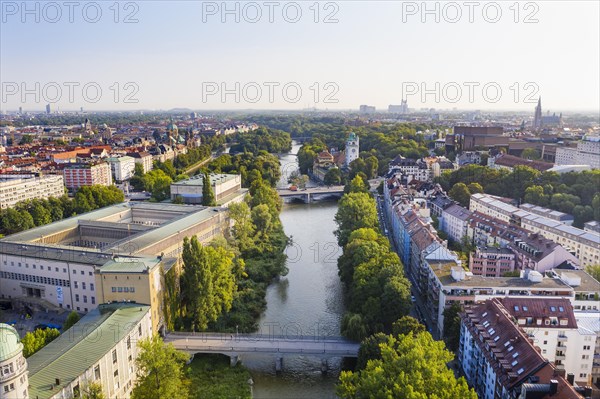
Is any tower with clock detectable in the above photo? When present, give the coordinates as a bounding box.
[345,132,359,168]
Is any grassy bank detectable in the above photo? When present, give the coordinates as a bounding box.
[186,354,252,399]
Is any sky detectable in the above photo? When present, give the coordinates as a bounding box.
[1,0,599,112]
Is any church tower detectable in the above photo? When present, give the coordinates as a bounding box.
[533,97,542,130]
[345,132,360,168]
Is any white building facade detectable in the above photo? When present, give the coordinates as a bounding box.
[0,175,65,209]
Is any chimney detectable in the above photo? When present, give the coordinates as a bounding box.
[566,373,574,385]
[549,380,558,395]
[583,386,592,398]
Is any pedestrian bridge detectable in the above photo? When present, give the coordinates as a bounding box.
[276,186,345,203]
[164,332,359,371]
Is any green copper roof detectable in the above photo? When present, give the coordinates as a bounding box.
[27,303,150,399]
[348,132,357,141]
[0,323,23,362]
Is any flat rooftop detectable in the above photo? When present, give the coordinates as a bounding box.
[27,303,151,399]
[0,202,227,262]
[171,173,240,187]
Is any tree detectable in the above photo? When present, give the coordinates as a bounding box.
[228,202,255,254]
[466,182,483,195]
[442,302,463,352]
[63,311,80,330]
[356,333,388,370]
[346,175,370,194]
[324,167,342,186]
[392,316,425,337]
[448,183,471,207]
[334,192,379,247]
[524,185,548,206]
[337,332,476,399]
[180,236,236,331]
[521,148,541,160]
[131,335,189,399]
[1,208,35,234]
[81,381,105,399]
[341,313,369,342]
[201,172,216,206]
[586,265,600,282]
[21,328,60,357]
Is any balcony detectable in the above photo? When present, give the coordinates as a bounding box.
[555,354,566,361]
[557,335,568,342]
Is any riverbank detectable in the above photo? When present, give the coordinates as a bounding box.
[186,354,253,399]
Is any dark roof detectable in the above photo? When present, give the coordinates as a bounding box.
[500,298,578,329]
[494,154,553,172]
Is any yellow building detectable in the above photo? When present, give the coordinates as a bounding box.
[95,256,177,334]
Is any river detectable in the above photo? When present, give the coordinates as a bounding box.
[242,143,345,398]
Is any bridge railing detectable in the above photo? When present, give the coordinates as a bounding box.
[166,331,356,344]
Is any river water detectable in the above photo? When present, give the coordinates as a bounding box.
[242,143,345,398]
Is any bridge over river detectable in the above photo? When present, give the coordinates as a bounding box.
[276,186,345,203]
[164,332,359,372]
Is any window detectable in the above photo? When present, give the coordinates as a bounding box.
[112,287,117,292]
[89,271,93,276]
[112,350,117,364]
[90,283,94,291]
[127,336,131,350]
[118,287,123,293]
[73,269,77,274]
[83,296,87,303]
[550,306,556,311]
[94,365,101,380]
[82,282,86,290]
[580,373,587,378]
[138,325,142,337]
[74,281,78,289]
[522,306,528,311]
[81,270,84,275]
[91,297,96,304]
[583,345,591,350]
[130,287,135,293]
[543,340,547,345]
[75,294,80,301]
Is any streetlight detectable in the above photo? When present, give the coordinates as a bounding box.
[236,325,239,340]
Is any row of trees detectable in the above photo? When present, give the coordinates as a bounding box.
[163,167,288,333]
[337,318,476,398]
[438,165,600,227]
[0,185,125,236]
[229,127,292,154]
[335,176,412,341]
[206,151,281,187]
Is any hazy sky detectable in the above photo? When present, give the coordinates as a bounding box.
[1,1,599,112]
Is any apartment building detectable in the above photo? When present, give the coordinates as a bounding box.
[127,151,153,174]
[107,156,135,182]
[0,174,64,209]
[170,173,243,205]
[469,247,516,277]
[470,193,600,267]
[63,162,112,191]
[555,135,600,169]
[439,203,472,243]
[500,297,595,385]
[459,298,584,399]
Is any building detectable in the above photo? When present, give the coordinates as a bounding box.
[0,202,230,322]
[126,151,153,174]
[359,105,375,114]
[574,312,600,386]
[439,203,472,243]
[533,98,563,130]
[170,173,243,205]
[0,324,28,399]
[312,150,336,182]
[520,204,574,226]
[555,136,600,169]
[96,256,177,333]
[551,269,600,312]
[459,298,583,399]
[500,297,595,385]
[63,162,113,191]
[388,100,408,114]
[489,153,554,172]
[344,133,360,168]
[469,247,517,277]
[428,264,574,337]
[470,194,600,267]
[0,174,65,209]
[107,156,136,183]
[446,126,507,153]
[507,233,579,273]
[26,303,152,399]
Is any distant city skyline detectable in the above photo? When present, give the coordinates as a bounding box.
[1,1,599,112]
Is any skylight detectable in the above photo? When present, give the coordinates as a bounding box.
[550,306,556,312]
[511,360,518,366]
[494,336,500,342]
[508,346,514,352]
[559,306,564,312]
[517,368,525,375]
[514,306,520,311]
[512,352,519,358]
[522,306,528,311]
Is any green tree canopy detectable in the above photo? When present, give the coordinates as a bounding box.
[448,183,471,208]
[337,332,476,399]
[181,236,237,331]
[131,335,189,399]
[63,311,81,330]
[202,172,216,206]
[334,192,379,247]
